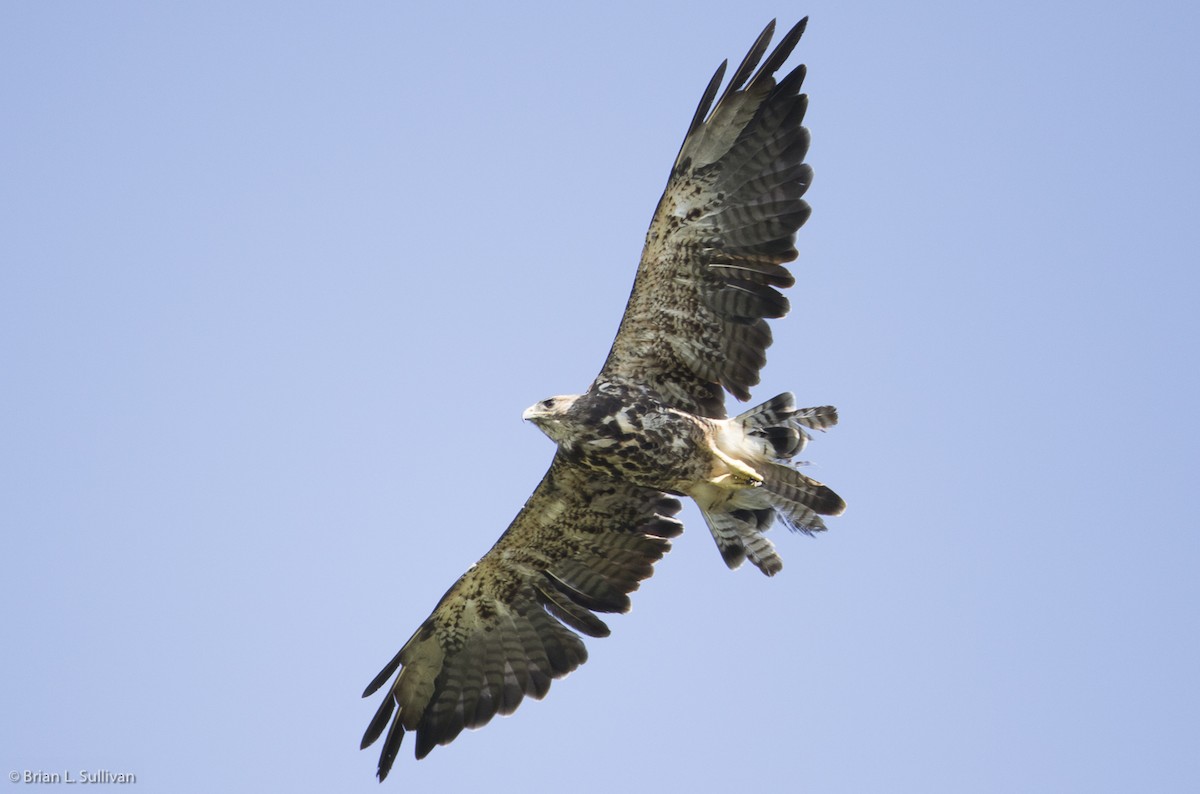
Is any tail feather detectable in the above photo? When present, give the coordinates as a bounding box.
[776,504,828,535]
[735,392,798,430]
[696,393,844,575]
[793,405,838,431]
[741,529,783,575]
[734,394,838,460]
[757,424,806,458]
[699,507,782,576]
[764,462,846,519]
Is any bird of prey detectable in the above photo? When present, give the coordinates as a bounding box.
[361,18,843,780]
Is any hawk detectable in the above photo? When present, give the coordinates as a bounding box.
[361,18,844,780]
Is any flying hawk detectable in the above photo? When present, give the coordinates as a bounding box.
[361,18,844,780]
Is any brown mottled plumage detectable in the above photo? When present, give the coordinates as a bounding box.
[361,461,682,771]
[362,18,843,780]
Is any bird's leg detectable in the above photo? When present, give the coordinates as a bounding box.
[710,447,763,487]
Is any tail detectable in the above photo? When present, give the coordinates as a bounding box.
[696,393,845,577]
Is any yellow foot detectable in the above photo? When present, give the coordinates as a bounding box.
[711,449,763,487]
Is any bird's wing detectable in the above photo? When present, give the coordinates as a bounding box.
[360,457,682,780]
[597,18,813,418]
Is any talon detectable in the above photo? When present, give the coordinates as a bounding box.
[711,446,763,487]
[730,470,763,487]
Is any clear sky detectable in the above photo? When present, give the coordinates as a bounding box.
[3,1,1199,791]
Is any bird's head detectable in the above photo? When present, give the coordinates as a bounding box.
[523,394,582,443]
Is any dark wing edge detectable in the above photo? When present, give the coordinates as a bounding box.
[360,458,683,780]
[598,18,813,418]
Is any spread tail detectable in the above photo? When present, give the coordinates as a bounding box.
[695,393,844,576]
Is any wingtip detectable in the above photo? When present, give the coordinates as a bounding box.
[788,17,809,43]
[375,715,406,781]
[789,18,809,51]
[795,17,809,43]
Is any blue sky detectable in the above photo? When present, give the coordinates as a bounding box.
[3,1,1199,791]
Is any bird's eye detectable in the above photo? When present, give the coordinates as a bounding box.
[541,399,554,409]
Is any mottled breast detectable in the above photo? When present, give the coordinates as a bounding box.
[562,381,709,491]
